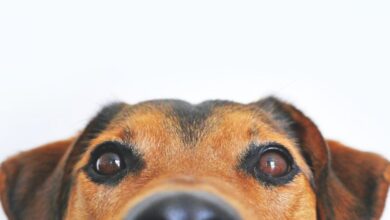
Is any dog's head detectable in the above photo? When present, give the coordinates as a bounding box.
[1,97,389,220]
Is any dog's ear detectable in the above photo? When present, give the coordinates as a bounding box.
[327,140,390,219]
[257,97,390,220]
[0,102,126,220]
[0,138,74,220]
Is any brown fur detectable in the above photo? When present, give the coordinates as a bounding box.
[0,97,389,220]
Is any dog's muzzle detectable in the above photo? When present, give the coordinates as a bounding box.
[124,191,241,220]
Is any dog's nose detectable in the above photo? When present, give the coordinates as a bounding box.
[124,191,241,220]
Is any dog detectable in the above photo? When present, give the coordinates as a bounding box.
[1,97,389,220]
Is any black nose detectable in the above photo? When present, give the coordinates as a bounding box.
[124,191,241,220]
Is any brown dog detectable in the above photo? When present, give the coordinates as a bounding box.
[1,97,389,220]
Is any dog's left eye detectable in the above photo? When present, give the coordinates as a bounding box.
[240,143,299,186]
[258,150,290,177]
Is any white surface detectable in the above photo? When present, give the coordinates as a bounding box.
[0,1,389,219]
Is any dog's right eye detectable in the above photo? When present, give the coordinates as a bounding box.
[95,152,123,176]
[84,141,145,185]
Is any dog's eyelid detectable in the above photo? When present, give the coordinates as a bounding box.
[88,140,140,157]
[91,139,129,149]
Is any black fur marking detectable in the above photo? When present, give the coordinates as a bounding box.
[83,141,145,185]
[256,97,315,179]
[362,176,378,218]
[57,102,126,219]
[317,170,334,220]
[239,143,300,186]
[164,100,233,144]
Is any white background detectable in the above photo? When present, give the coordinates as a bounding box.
[0,1,389,219]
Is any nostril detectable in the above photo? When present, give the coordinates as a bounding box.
[124,192,241,220]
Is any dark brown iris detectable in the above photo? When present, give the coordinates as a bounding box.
[95,152,122,175]
[258,151,290,177]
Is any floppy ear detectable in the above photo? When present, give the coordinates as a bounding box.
[327,140,390,220]
[0,102,126,220]
[257,97,390,220]
[0,138,75,220]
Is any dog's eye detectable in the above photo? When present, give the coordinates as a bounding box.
[240,143,299,186]
[95,152,123,175]
[84,141,145,185]
[258,150,290,177]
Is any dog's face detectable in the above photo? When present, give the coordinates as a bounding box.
[1,97,389,220]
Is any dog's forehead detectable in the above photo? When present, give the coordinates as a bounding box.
[126,100,256,143]
[91,99,291,150]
